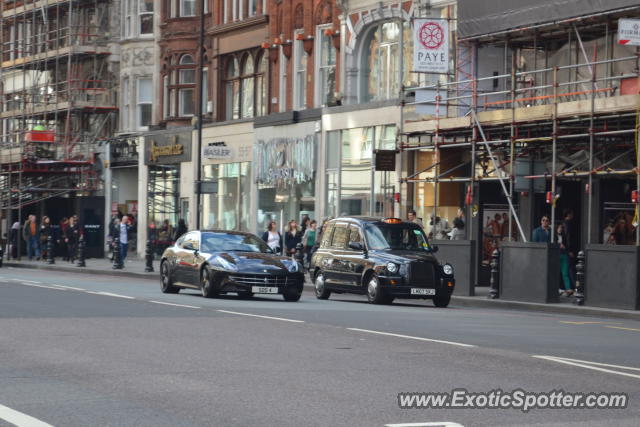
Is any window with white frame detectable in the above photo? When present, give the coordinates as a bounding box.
[293,31,307,110]
[362,21,403,102]
[315,25,336,107]
[248,0,257,17]
[137,77,152,128]
[279,47,287,112]
[201,68,208,114]
[163,75,169,118]
[122,78,130,130]
[178,55,196,116]
[181,0,196,17]
[139,0,154,35]
[223,51,267,120]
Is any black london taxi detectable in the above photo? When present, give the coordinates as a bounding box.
[309,217,455,307]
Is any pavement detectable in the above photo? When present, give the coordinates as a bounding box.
[4,256,640,321]
[1,268,639,427]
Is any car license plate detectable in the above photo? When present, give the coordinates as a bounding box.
[411,288,435,296]
[251,286,279,294]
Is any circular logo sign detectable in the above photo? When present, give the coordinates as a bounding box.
[418,22,445,50]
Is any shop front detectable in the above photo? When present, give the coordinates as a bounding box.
[253,113,320,234]
[200,121,254,232]
[137,128,193,256]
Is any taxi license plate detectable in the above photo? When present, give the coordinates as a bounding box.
[411,288,435,296]
[251,286,279,294]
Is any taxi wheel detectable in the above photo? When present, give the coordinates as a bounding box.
[283,288,302,302]
[433,294,451,308]
[160,261,179,294]
[314,272,331,300]
[366,274,387,304]
[200,265,219,298]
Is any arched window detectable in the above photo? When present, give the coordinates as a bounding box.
[178,54,196,116]
[223,51,267,120]
[241,55,255,118]
[362,22,401,102]
[225,57,240,120]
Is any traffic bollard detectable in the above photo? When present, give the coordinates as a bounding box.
[295,243,304,265]
[76,235,86,267]
[573,250,585,306]
[112,236,123,269]
[488,249,500,299]
[47,235,55,264]
[144,239,154,272]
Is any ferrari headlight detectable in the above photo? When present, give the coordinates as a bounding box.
[285,260,299,273]
[215,256,238,272]
[442,263,454,276]
[386,262,398,274]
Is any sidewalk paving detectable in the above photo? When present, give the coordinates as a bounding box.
[3,257,640,321]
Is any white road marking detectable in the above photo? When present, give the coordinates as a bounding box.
[18,283,66,291]
[50,285,85,291]
[18,279,42,284]
[149,300,200,309]
[347,328,475,348]
[86,291,135,300]
[217,309,304,323]
[533,355,640,380]
[0,403,55,427]
[386,423,464,427]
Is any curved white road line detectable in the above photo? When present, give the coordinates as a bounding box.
[0,403,54,427]
[347,328,475,348]
[217,310,305,323]
[533,355,640,380]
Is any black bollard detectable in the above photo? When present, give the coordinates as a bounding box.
[76,235,86,267]
[295,242,304,265]
[47,235,55,264]
[488,249,500,299]
[144,239,154,272]
[112,236,122,269]
[573,250,585,306]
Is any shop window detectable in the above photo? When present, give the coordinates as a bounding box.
[137,77,152,128]
[293,32,308,110]
[148,165,180,246]
[202,162,251,231]
[315,25,336,107]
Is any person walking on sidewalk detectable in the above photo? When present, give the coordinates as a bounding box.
[532,215,551,243]
[23,215,41,260]
[173,219,188,241]
[556,223,573,296]
[8,221,19,260]
[65,216,80,263]
[284,220,302,257]
[59,217,69,261]
[302,220,318,267]
[261,221,282,255]
[119,215,133,263]
[40,216,52,261]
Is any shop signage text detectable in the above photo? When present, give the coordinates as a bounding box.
[203,142,234,159]
[144,132,191,165]
[150,139,183,162]
[413,18,449,73]
[375,150,396,171]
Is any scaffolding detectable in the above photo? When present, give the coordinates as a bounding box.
[402,10,640,246]
[0,0,117,218]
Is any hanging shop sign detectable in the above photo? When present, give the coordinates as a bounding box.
[253,135,315,186]
[203,142,234,160]
[144,132,192,165]
[413,18,450,73]
[618,19,640,46]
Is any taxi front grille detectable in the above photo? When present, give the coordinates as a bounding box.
[408,262,436,287]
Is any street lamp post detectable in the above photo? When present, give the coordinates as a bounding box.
[195,0,206,230]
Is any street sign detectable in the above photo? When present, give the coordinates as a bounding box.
[375,150,396,171]
[618,19,640,46]
[413,18,450,73]
[195,181,218,194]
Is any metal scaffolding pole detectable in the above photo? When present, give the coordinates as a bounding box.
[550,66,558,242]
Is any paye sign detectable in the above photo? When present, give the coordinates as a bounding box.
[413,19,449,73]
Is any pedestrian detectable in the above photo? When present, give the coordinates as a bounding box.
[40,216,52,261]
[65,216,79,262]
[300,215,310,235]
[59,217,69,260]
[22,214,41,260]
[302,220,318,267]
[119,215,133,263]
[407,210,424,228]
[560,208,577,286]
[532,215,551,243]
[449,217,465,240]
[174,219,188,241]
[603,219,615,244]
[108,216,121,261]
[428,215,450,240]
[261,221,282,254]
[556,223,573,296]
[9,221,19,259]
[284,220,302,257]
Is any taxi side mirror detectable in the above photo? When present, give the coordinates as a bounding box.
[430,245,439,253]
[348,241,364,251]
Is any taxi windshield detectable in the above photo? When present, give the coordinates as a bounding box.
[364,224,431,251]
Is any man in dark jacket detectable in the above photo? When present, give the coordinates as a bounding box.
[532,215,551,243]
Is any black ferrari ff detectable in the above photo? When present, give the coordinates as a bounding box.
[160,230,304,301]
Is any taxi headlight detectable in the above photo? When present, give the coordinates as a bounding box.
[442,263,454,276]
[386,262,398,274]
